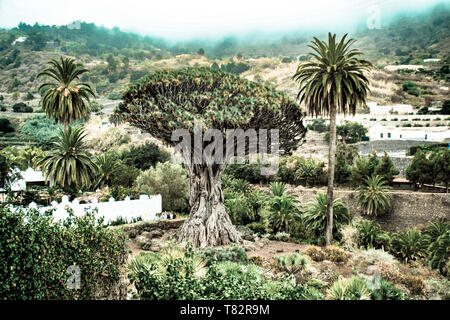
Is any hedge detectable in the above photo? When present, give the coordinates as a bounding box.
[0,206,127,300]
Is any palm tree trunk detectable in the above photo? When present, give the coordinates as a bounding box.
[325,106,337,246]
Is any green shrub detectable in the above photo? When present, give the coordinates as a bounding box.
[223,159,267,184]
[273,253,309,275]
[223,175,267,226]
[390,228,428,263]
[196,243,248,266]
[121,141,171,171]
[277,156,326,186]
[12,103,33,113]
[20,114,61,149]
[374,152,400,185]
[129,245,205,300]
[267,182,301,233]
[350,152,380,187]
[246,221,269,234]
[135,161,189,212]
[402,81,421,96]
[0,206,127,299]
[427,230,450,276]
[356,175,392,216]
[302,193,351,240]
[327,277,371,300]
[307,118,328,133]
[355,219,390,250]
[369,278,408,300]
[129,245,323,300]
[0,118,15,134]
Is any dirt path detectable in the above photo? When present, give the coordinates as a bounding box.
[246,240,311,260]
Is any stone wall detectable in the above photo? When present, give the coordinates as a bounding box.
[292,188,450,232]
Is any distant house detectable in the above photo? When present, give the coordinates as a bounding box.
[368,123,450,142]
[12,36,27,45]
[368,102,414,115]
[0,168,54,202]
[384,65,424,72]
[423,58,440,63]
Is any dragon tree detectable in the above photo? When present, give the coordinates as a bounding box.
[115,67,307,247]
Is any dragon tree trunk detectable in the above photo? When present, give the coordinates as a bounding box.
[178,163,241,248]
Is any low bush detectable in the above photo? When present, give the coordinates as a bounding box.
[401,274,425,296]
[0,206,127,299]
[327,277,371,300]
[12,103,33,113]
[304,246,327,262]
[134,161,189,213]
[196,244,248,265]
[130,244,324,300]
[273,253,309,275]
[324,246,350,263]
[390,228,428,263]
[121,141,171,171]
[355,219,391,250]
[277,156,327,187]
[369,278,408,300]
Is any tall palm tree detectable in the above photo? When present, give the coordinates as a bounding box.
[37,126,98,188]
[293,33,373,245]
[37,57,95,127]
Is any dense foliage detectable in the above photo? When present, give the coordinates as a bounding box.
[134,161,189,212]
[0,206,127,299]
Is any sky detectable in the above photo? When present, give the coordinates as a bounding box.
[0,0,446,40]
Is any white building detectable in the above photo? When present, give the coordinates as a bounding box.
[423,58,441,63]
[368,102,414,115]
[384,65,424,72]
[0,167,54,201]
[12,36,27,45]
[368,123,450,142]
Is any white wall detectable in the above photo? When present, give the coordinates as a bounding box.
[25,194,163,223]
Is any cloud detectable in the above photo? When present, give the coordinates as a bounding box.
[0,0,445,40]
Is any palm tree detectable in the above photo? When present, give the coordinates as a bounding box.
[267,182,301,233]
[356,175,392,216]
[93,152,119,189]
[37,126,98,188]
[293,33,373,245]
[37,57,95,127]
[303,192,351,241]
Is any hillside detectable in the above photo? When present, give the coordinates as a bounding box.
[0,4,448,114]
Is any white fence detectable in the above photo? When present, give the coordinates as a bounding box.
[26,194,163,223]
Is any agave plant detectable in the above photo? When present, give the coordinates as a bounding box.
[356,175,392,216]
[303,192,351,239]
[274,253,309,275]
[38,57,95,127]
[37,126,98,188]
[269,181,286,197]
[390,228,429,263]
[327,277,371,300]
